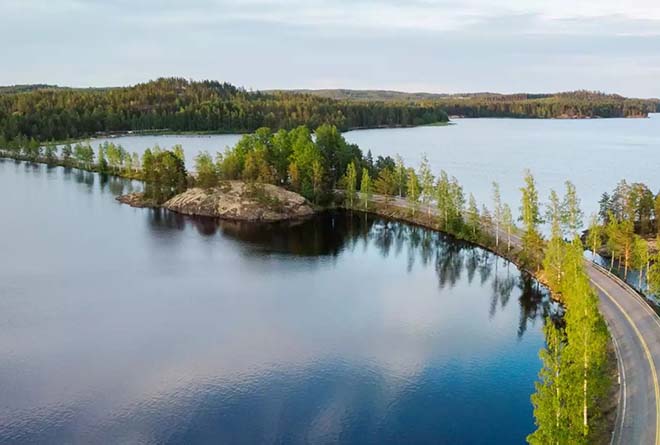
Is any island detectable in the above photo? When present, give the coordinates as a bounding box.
[118,181,314,222]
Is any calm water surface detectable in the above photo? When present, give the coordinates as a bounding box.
[0,160,548,444]
[90,115,660,223]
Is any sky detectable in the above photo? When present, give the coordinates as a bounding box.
[2,0,660,97]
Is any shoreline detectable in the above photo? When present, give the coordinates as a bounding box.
[19,113,654,147]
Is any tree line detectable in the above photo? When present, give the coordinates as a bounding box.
[299,89,658,119]
[432,91,656,119]
[589,180,660,294]
[526,182,610,444]
[0,137,188,203]
[0,78,448,142]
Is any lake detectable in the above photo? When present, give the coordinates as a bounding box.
[0,160,548,444]
[87,115,660,225]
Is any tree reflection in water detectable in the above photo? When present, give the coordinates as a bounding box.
[143,209,550,331]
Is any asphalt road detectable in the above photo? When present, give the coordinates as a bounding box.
[366,194,660,444]
[586,263,660,445]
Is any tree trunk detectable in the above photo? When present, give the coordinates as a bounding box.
[583,317,589,437]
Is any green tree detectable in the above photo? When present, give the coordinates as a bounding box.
[649,251,660,295]
[502,203,514,252]
[44,143,58,163]
[466,194,480,240]
[343,161,357,209]
[311,159,324,203]
[61,143,73,163]
[655,194,660,237]
[360,168,372,211]
[528,320,568,445]
[394,155,407,197]
[632,235,651,291]
[418,154,435,216]
[436,170,451,229]
[406,167,420,216]
[561,181,583,237]
[315,124,351,186]
[519,170,544,270]
[543,190,566,292]
[447,176,465,232]
[492,181,503,249]
[374,167,397,197]
[585,213,603,261]
[195,151,219,189]
[97,146,109,173]
[562,254,609,443]
[288,162,301,191]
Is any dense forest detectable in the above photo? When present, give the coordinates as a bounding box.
[286,89,660,118]
[3,79,657,144]
[0,78,449,141]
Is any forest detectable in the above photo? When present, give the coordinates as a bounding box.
[0,78,449,142]
[2,79,658,145]
[289,89,659,118]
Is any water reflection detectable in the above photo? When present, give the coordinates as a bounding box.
[0,162,549,444]
[143,209,550,325]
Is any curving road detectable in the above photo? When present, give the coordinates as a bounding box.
[365,193,660,444]
[587,263,660,445]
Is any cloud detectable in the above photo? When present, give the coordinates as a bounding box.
[0,0,659,96]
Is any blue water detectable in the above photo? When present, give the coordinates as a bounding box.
[0,160,548,444]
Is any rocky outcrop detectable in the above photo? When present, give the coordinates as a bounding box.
[115,193,159,208]
[162,181,314,222]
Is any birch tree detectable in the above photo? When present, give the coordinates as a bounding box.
[418,155,435,216]
[343,161,357,209]
[360,168,372,211]
[406,168,420,216]
[519,170,544,269]
[492,181,503,248]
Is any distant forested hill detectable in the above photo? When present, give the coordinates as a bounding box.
[2,79,658,143]
[0,78,448,142]
[281,89,660,118]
